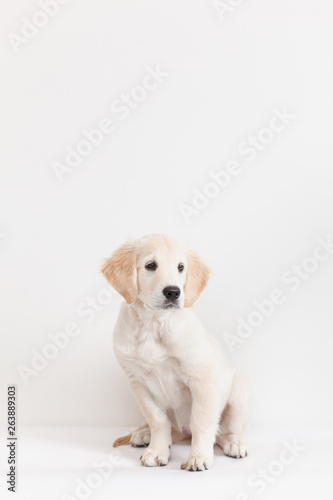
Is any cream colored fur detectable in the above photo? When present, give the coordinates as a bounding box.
[102,234,252,471]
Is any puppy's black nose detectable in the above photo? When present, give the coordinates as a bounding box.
[163,286,181,301]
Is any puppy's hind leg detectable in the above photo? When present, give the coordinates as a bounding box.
[113,423,150,448]
[216,372,252,458]
[130,424,151,447]
[113,423,186,448]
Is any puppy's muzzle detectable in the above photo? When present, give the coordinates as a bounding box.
[162,286,180,303]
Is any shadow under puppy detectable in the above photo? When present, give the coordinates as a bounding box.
[102,234,252,471]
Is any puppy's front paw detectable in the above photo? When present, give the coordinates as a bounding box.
[181,453,213,471]
[140,447,170,467]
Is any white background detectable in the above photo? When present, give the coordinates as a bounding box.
[1,0,333,438]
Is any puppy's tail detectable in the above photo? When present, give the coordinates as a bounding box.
[113,433,131,447]
[112,423,149,448]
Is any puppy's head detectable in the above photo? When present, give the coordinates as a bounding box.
[101,234,210,309]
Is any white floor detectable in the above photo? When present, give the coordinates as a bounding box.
[1,425,332,500]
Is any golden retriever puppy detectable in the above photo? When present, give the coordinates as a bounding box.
[102,234,251,471]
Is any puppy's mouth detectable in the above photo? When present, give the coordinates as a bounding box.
[162,301,179,309]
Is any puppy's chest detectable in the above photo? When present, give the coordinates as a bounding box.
[134,324,176,373]
[134,329,186,409]
[117,319,190,412]
[124,321,181,382]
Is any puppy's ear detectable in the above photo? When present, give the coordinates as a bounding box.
[101,241,138,304]
[184,250,210,308]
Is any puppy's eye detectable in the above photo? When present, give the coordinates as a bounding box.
[145,261,157,271]
[178,263,184,273]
